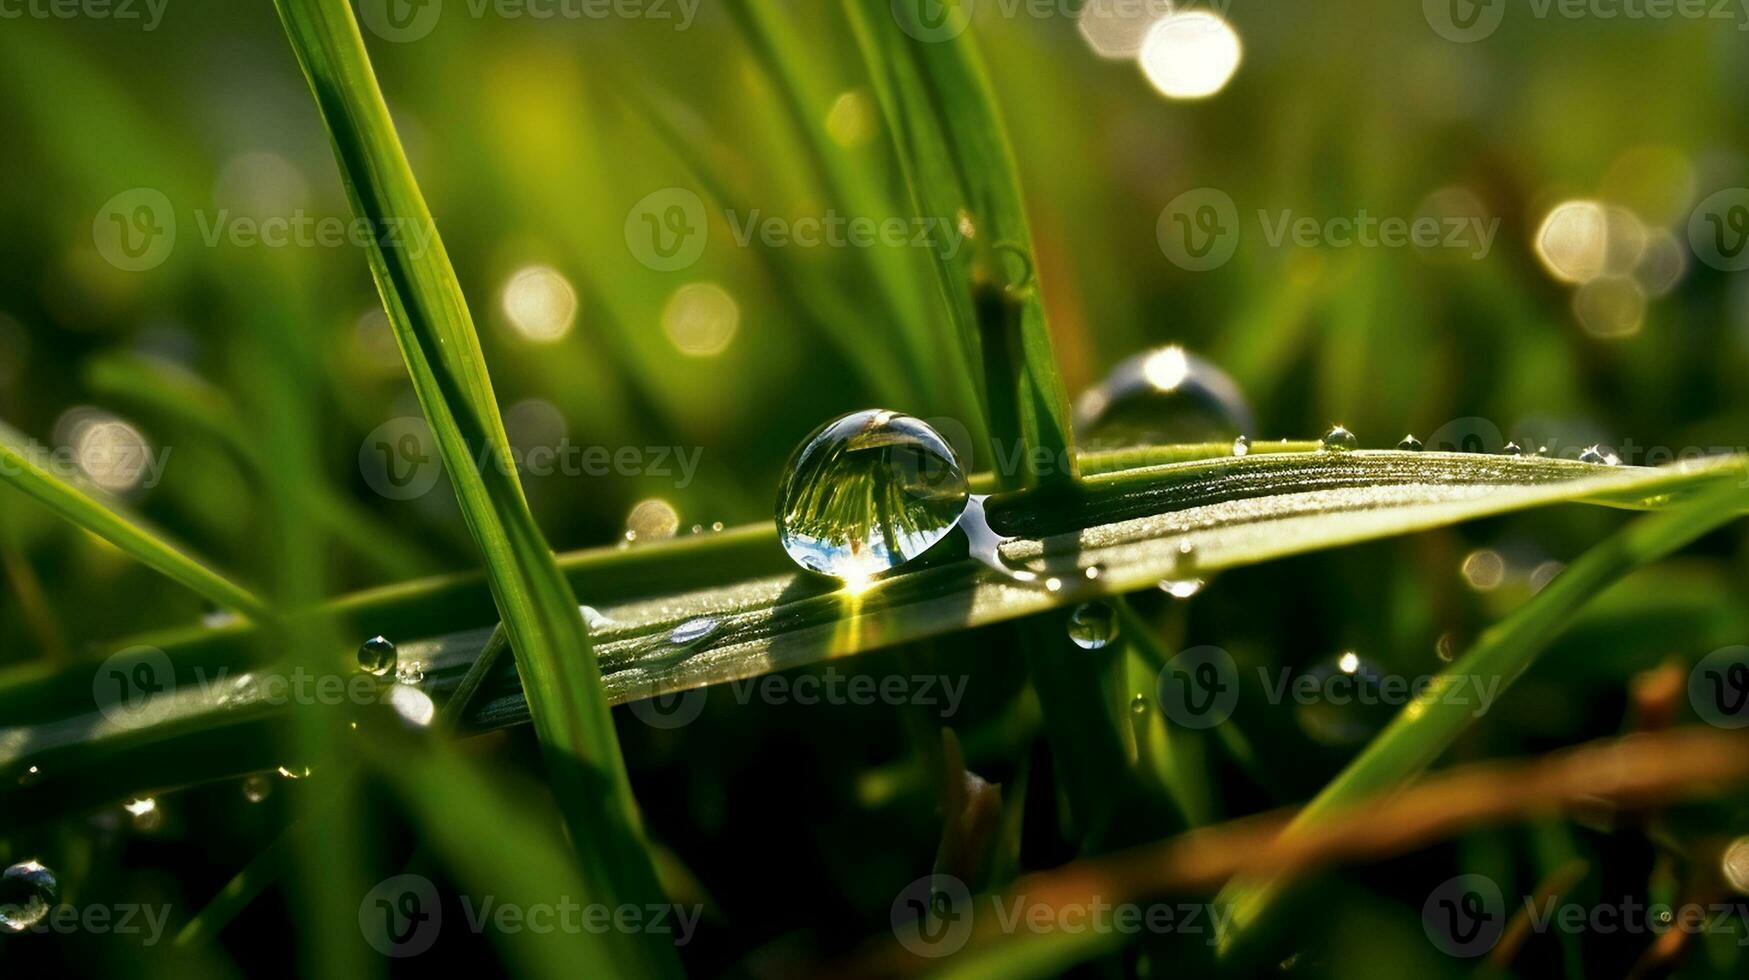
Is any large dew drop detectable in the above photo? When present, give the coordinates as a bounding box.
[1074,346,1254,451]
[357,636,397,677]
[776,410,969,581]
[0,860,57,934]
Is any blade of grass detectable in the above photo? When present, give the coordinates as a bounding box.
[1212,476,1749,956]
[8,452,1743,826]
[268,3,677,976]
[0,418,271,621]
[847,0,1077,489]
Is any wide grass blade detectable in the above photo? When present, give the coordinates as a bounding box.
[1211,476,1749,955]
[9,451,1744,825]
[0,418,271,621]
[269,2,676,975]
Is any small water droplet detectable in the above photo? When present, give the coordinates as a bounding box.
[1232,435,1251,457]
[711,521,725,532]
[625,499,679,543]
[1397,434,1423,452]
[1502,442,1524,456]
[670,617,719,647]
[1045,577,1064,593]
[1159,578,1206,599]
[1084,564,1104,581]
[0,861,57,933]
[1074,346,1254,451]
[690,524,704,535]
[394,661,426,686]
[1436,632,1458,662]
[242,775,272,803]
[201,603,238,629]
[357,636,397,676]
[1320,425,1357,452]
[277,765,313,780]
[1129,694,1149,715]
[1579,445,1621,466]
[1067,603,1119,650]
[775,410,969,580]
[1295,653,1392,746]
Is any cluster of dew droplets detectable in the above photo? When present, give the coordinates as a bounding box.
[0,861,57,934]
[352,635,432,727]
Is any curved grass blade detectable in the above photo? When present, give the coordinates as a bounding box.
[269,3,676,975]
[1211,476,1749,956]
[0,418,271,622]
[8,451,1743,829]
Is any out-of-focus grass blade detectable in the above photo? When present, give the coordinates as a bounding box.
[269,3,676,976]
[365,736,629,980]
[846,0,1077,489]
[0,418,271,621]
[1212,477,1749,956]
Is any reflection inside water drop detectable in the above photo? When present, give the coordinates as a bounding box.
[1067,603,1119,650]
[775,410,969,581]
[0,861,57,933]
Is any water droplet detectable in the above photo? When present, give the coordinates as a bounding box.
[357,636,397,677]
[1067,603,1119,650]
[1397,434,1423,452]
[0,861,57,933]
[277,765,313,780]
[711,521,725,532]
[394,661,426,686]
[1461,549,1507,591]
[669,617,719,647]
[775,410,969,581]
[1295,654,1393,747]
[1435,632,1458,662]
[1074,346,1254,451]
[1722,837,1749,895]
[1319,425,1357,452]
[1502,442,1524,456]
[1579,445,1621,466]
[1159,578,1206,599]
[202,603,238,629]
[242,775,272,803]
[625,499,679,543]
[1130,694,1149,715]
[1528,561,1564,592]
[1232,435,1251,457]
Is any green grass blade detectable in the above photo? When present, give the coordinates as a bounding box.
[1212,476,1749,955]
[847,0,1077,488]
[268,3,677,975]
[11,452,1744,827]
[0,418,271,621]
